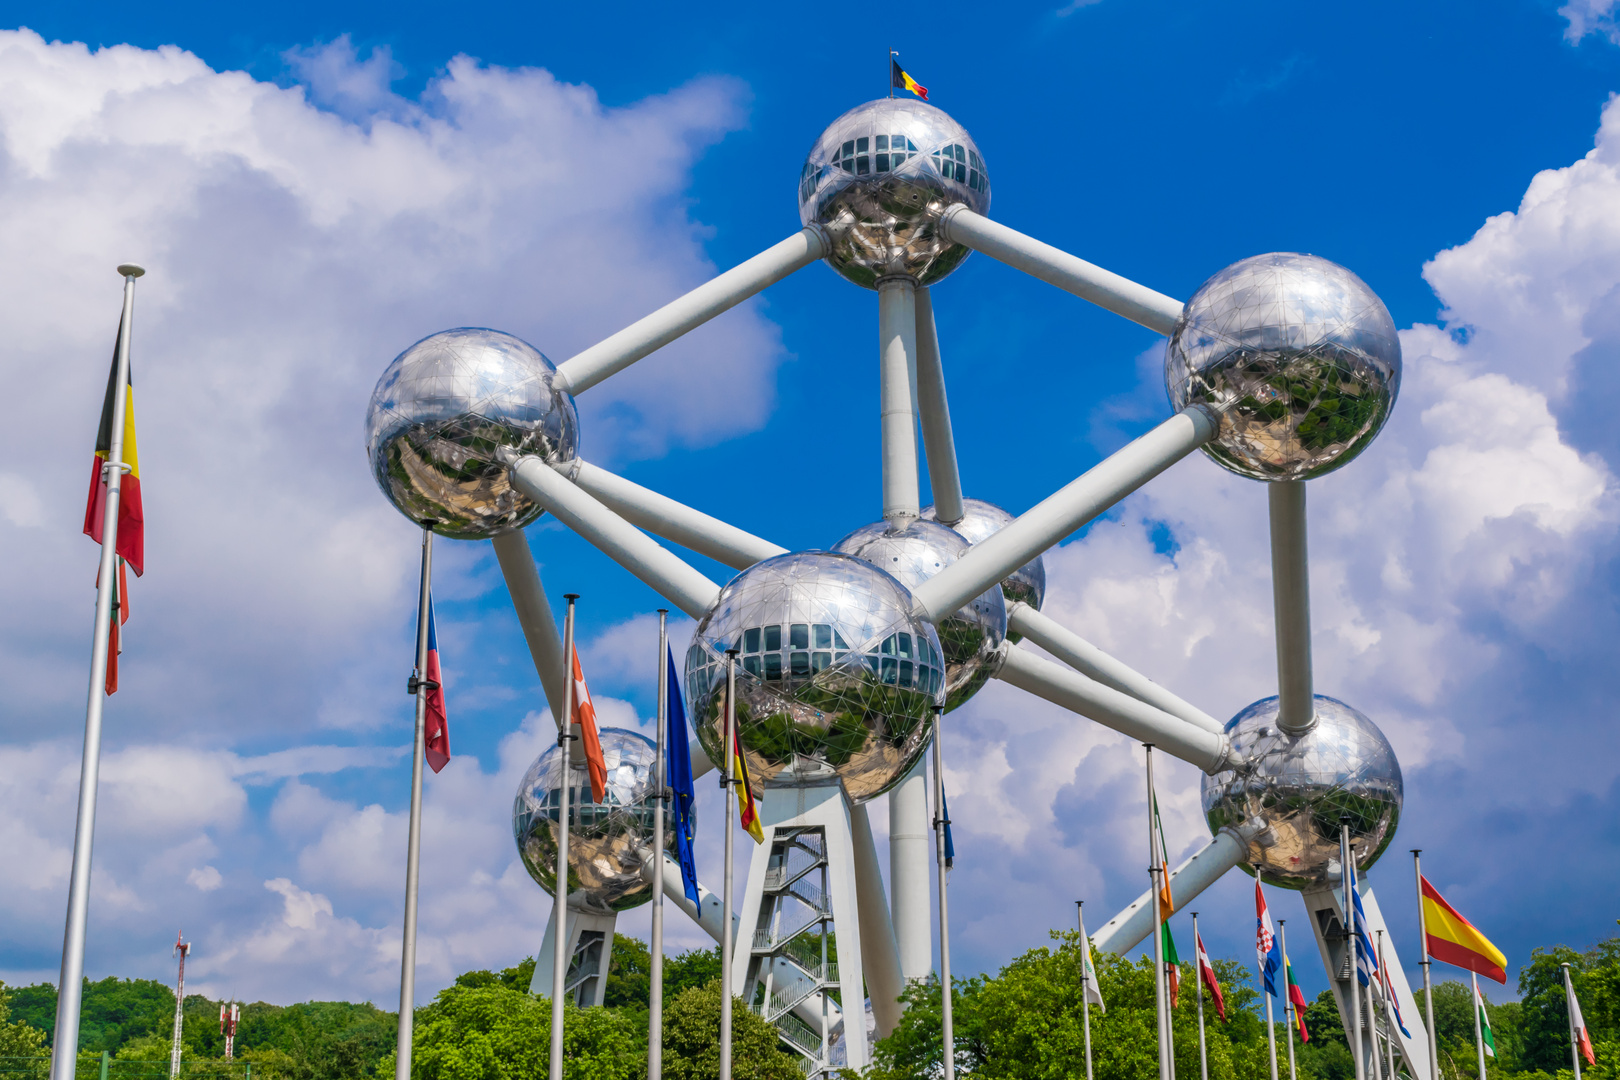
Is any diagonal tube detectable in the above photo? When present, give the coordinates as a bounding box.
[850,799,905,1037]
[914,287,965,525]
[1091,827,1254,956]
[939,207,1185,336]
[994,647,1231,773]
[1006,602,1222,735]
[508,455,721,618]
[913,408,1217,623]
[555,227,830,395]
[491,531,568,719]
[566,459,787,571]
[1269,481,1315,735]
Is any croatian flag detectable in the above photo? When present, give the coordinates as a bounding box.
[423,600,450,774]
[1256,880,1282,997]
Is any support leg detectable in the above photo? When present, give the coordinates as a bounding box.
[850,800,905,1037]
[914,288,964,525]
[1092,829,1252,955]
[1269,481,1315,735]
[879,278,921,526]
[888,756,933,981]
[491,531,568,719]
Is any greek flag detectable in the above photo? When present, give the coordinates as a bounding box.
[1348,858,1379,988]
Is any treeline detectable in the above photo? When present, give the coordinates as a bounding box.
[1,928,1614,1079]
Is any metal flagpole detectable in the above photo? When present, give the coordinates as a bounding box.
[719,650,739,1080]
[1357,843,1381,1080]
[1562,964,1583,1080]
[1344,821,1364,1080]
[550,596,580,1080]
[394,523,434,1080]
[650,610,669,1080]
[1261,874,1278,1080]
[1472,972,1488,1080]
[1192,913,1208,1080]
[1280,921,1297,1080]
[932,708,955,1080]
[1146,745,1169,1080]
[168,933,189,1079]
[1413,850,1439,1080]
[51,264,142,1080]
[1079,902,1095,1080]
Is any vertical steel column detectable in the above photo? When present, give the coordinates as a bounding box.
[1080,903,1096,1080]
[394,525,434,1080]
[1344,823,1365,1080]
[549,597,579,1080]
[878,278,921,525]
[914,287,964,525]
[1147,746,1169,1080]
[1269,481,1315,735]
[1413,850,1440,1080]
[889,755,932,982]
[649,611,668,1080]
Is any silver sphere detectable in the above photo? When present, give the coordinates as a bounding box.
[366,328,579,539]
[922,498,1047,615]
[798,98,990,289]
[1165,253,1401,482]
[1200,695,1403,891]
[684,552,944,803]
[832,519,1005,713]
[513,727,675,914]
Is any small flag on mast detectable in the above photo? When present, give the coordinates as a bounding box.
[941,782,955,869]
[1570,978,1596,1066]
[1081,934,1105,1012]
[1161,920,1181,1009]
[1154,796,1175,921]
[731,721,763,843]
[1286,952,1310,1042]
[1348,859,1379,987]
[1255,880,1282,997]
[1475,978,1496,1059]
[1195,927,1226,1022]
[100,556,130,695]
[1381,963,1411,1038]
[570,646,609,803]
[1420,875,1508,983]
[83,316,144,576]
[665,646,700,905]
[422,600,450,773]
[891,55,928,100]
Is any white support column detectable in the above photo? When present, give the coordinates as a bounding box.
[879,277,922,526]
[888,756,933,982]
[994,647,1231,773]
[507,455,720,619]
[914,287,964,525]
[491,531,568,719]
[1006,602,1222,734]
[532,901,617,1008]
[566,459,787,570]
[555,227,829,395]
[939,207,1184,336]
[1269,481,1315,735]
[913,407,1217,622]
[1092,828,1252,955]
[850,799,905,1038]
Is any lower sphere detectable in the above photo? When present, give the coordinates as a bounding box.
[923,498,1047,618]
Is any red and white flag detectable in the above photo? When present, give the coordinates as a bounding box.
[1571,980,1597,1066]
[570,647,608,803]
[1196,927,1227,1021]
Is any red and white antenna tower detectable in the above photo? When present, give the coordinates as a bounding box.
[218,1001,240,1061]
[169,931,189,1079]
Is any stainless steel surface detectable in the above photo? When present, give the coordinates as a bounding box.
[515,727,678,914]
[395,526,432,1080]
[833,519,1005,712]
[799,98,988,289]
[367,328,579,539]
[879,278,922,525]
[849,798,904,1038]
[1201,695,1403,890]
[1269,482,1315,735]
[922,498,1046,619]
[1165,253,1401,482]
[685,552,944,803]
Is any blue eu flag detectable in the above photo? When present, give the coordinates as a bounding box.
[666,646,700,905]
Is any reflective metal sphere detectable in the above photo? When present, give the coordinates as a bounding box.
[1200,695,1403,891]
[832,519,1005,713]
[798,98,990,289]
[513,727,675,914]
[366,328,579,539]
[685,552,944,803]
[922,498,1047,615]
[1165,254,1401,482]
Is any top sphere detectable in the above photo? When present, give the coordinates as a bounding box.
[798,98,989,289]
[512,727,675,914]
[922,498,1047,616]
[1200,694,1403,890]
[366,328,579,539]
[684,551,944,803]
[1165,253,1401,482]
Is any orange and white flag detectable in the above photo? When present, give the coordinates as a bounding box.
[570,647,608,803]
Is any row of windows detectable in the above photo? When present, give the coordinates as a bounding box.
[796,136,989,202]
[932,143,988,194]
[685,626,946,696]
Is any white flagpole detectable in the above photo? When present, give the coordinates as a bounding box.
[1380,932,1398,1080]
[51,265,142,1080]
[1079,902,1095,1080]
[1366,956,1383,1080]
[1343,821,1365,1080]
[1413,851,1439,1080]
[550,595,579,1080]
[1146,745,1169,1080]
[1261,875,1278,1080]
[933,707,955,1080]
[1472,972,1488,1080]
[719,650,739,1080]
[1562,964,1584,1080]
[394,522,434,1080]
[650,609,669,1080]
[1192,913,1208,1080]
[1280,920,1297,1080]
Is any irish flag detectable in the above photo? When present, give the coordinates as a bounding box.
[1420,876,1507,983]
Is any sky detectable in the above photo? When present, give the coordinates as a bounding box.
[1,0,1619,1019]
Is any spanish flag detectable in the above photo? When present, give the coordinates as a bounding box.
[731,723,763,843]
[891,57,928,101]
[83,318,144,577]
[1420,876,1507,983]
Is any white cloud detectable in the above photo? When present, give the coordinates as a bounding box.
[187,866,223,892]
[1560,0,1620,43]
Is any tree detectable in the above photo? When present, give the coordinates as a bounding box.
[661,981,803,1080]
[0,981,47,1059]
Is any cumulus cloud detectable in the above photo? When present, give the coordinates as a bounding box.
[1561,0,1620,44]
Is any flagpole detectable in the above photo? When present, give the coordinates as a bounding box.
[1343,820,1365,1080]
[1260,874,1278,1080]
[51,264,142,1080]
[1079,902,1095,1080]
[1146,744,1169,1080]
[1562,964,1583,1080]
[1413,850,1439,1080]
[1280,920,1297,1080]
[1380,932,1398,1080]
[394,522,435,1080]
[932,707,955,1080]
[1366,950,1383,1080]
[549,595,579,1080]
[1192,913,1208,1080]
[650,609,669,1080]
[719,649,739,1080]
[1464,972,1485,1080]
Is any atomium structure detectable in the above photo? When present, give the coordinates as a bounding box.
[366,93,1421,1077]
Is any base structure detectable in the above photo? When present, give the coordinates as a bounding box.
[733,780,869,1076]
[531,898,618,1008]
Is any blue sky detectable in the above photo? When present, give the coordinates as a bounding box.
[1,0,1618,1015]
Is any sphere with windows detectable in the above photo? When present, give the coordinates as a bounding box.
[922,498,1047,639]
[684,552,945,803]
[798,98,990,288]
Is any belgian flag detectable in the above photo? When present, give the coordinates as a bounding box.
[891,57,928,101]
[83,317,144,577]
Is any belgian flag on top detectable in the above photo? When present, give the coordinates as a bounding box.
[83,316,144,577]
